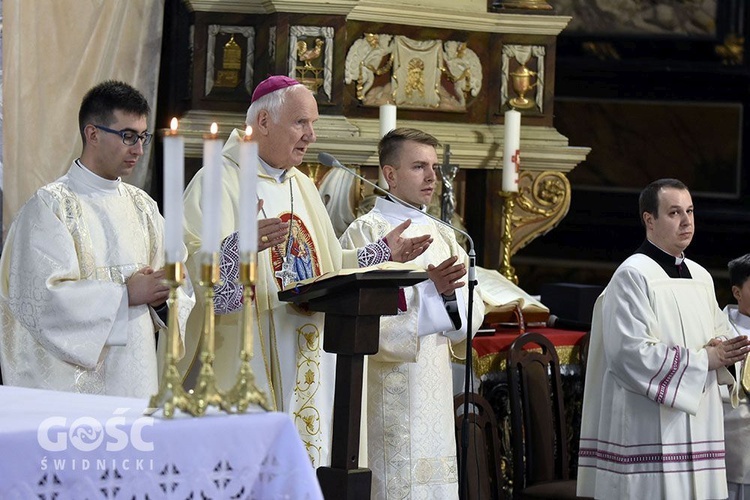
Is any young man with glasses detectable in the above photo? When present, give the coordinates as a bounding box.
[0,80,195,398]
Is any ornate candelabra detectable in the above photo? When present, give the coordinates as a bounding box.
[498,191,519,284]
[148,262,195,417]
[191,253,230,415]
[225,252,270,412]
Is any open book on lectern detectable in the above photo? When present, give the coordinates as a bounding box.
[282,261,424,291]
[476,266,550,326]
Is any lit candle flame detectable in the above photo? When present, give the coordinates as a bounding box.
[210,122,218,135]
[245,125,252,140]
[170,117,178,131]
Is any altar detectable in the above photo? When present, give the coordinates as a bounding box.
[0,386,323,499]
[473,326,588,377]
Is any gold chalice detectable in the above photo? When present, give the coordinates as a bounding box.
[509,64,538,110]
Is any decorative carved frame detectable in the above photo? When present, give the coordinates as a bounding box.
[501,44,546,113]
[288,25,335,101]
[205,25,256,97]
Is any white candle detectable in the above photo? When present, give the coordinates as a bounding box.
[379,104,397,138]
[502,109,521,192]
[200,122,223,254]
[239,126,259,254]
[163,118,185,263]
[378,104,397,189]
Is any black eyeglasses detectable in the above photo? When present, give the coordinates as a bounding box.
[94,124,153,147]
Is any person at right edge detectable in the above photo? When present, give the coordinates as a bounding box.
[722,253,750,500]
[578,178,750,499]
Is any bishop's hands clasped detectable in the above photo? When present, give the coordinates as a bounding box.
[706,335,750,370]
[385,219,433,262]
[427,255,466,296]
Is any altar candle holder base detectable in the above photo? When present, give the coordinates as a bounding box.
[148,262,194,418]
[499,191,519,284]
[191,254,230,415]
[226,255,270,413]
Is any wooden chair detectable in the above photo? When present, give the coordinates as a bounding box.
[506,332,589,499]
[578,331,590,376]
[454,392,506,500]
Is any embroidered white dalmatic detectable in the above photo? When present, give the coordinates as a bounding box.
[340,197,484,500]
[722,304,750,498]
[0,162,194,398]
[578,254,736,499]
[181,129,358,467]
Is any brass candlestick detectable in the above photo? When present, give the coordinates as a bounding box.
[498,191,519,284]
[742,352,750,396]
[226,252,270,412]
[191,252,230,415]
[148,262,194,417]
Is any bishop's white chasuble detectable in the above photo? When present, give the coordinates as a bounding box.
[181,129,358,467]
[340,197,484,499]
[0,163,194,398]
[578,254,736,499]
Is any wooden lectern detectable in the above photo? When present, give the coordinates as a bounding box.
[279,270,428,500]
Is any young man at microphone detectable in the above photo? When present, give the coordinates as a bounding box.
[340,128,485,499]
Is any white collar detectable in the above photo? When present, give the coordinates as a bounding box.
[375,196,430,224]
[221,128,291,183]
[727,304,750,334]
[73,159,121,194]
[259,157,287,183]
[647,238,685,265]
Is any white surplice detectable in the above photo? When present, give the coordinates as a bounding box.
[340,197,484,500]
[181,129,358,467]
[723,304,750,499]
[0,162,195,398]
[578,254,736,499]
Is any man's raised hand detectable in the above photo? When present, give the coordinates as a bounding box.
[427,255,466,296]
[385,219,433,263]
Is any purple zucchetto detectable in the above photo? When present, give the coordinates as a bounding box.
[251,75,301,103]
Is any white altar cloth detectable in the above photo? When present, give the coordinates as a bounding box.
[0,385,323,499]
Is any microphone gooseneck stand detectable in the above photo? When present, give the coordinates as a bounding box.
[317,152,478,500]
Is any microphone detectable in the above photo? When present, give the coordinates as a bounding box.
[546,314,591,332]
[319,151,479,498]
[317,151,475,280]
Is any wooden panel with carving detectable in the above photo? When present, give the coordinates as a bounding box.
[191,11,263,112]
[489,33,557,127]
[343,21,492,124]
[189,11,348,114]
